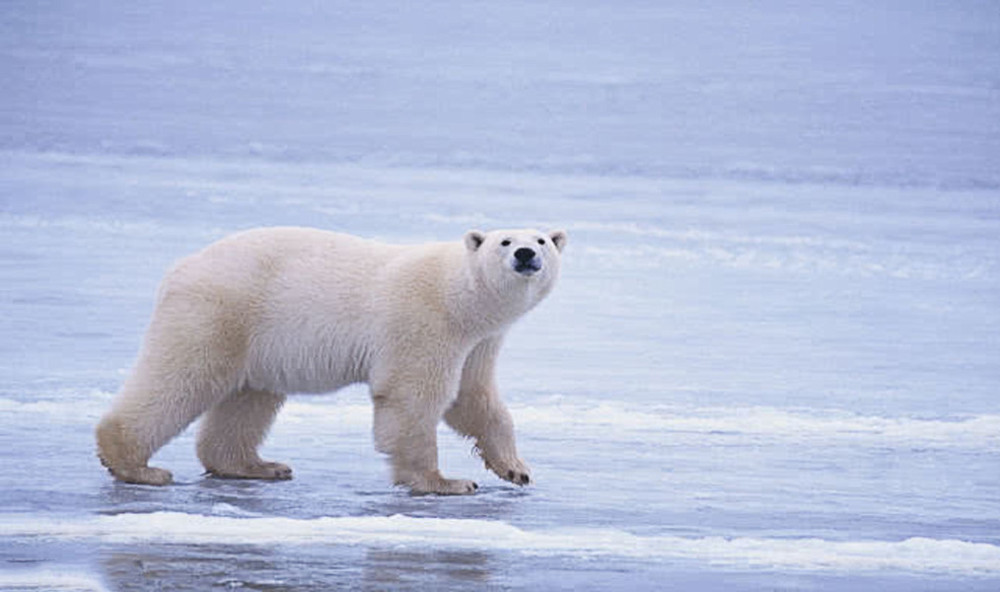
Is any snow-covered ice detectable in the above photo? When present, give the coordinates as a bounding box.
[2,1,999,590]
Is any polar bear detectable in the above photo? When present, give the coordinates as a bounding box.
[96,226,567,495]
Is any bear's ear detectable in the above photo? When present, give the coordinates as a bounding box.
[464,230,487,252]
[549,229,568,253]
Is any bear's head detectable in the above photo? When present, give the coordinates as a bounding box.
[463,228,567,307]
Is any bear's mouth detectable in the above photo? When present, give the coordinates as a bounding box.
[513,261,541,276]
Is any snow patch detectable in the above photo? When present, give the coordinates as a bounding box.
[0,569,108,592]
[3,512,999,575]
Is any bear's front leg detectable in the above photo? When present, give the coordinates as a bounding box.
[444,392,531,486]
[371,391,477,495]
[446,338,531,486]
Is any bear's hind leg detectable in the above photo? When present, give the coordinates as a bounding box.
[197,389,291,480]
[97,375,226,486]
[96,413,173,486]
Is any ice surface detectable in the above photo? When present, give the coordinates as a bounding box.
[2,1,999,591]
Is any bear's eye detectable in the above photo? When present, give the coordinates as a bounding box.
[537,238,546,245]
[500,239,511,247]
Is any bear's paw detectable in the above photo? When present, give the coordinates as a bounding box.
[406,474,479,496]
[206,460,293,481]
[485,456,532,487]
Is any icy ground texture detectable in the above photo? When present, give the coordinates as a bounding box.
[1,1,999,591]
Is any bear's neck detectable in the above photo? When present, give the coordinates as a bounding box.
[444,258,542,339]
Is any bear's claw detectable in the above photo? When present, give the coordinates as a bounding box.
[506,469,530,485]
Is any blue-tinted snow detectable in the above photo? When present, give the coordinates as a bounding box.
[1,1,999,590]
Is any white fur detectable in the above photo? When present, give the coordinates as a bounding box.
[96,226,566,494]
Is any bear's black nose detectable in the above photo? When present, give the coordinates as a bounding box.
[514,247,536,263]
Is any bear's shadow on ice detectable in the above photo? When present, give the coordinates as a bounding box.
[96,472,531,522]
[96,476,300,517]
[357,484,531,521]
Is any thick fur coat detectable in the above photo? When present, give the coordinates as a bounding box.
[96,227,567,494]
